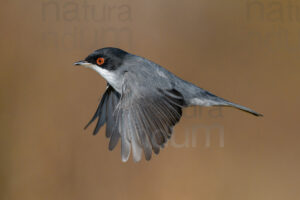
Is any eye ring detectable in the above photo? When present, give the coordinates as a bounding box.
[96,57,105,65]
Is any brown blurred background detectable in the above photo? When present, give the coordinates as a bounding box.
[1,0,300,199]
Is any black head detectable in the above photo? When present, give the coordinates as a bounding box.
[74,47,129,71]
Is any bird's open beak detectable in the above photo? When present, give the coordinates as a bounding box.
[73,60,88,66]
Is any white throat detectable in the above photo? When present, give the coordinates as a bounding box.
[84,63,122,92]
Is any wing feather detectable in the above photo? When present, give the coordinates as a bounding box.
[85,86,122,151]
[84,88,109,133]
[85,76,184,162]
[113,73,184,162]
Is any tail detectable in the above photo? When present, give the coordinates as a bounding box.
[188,90,263,117]
[222,102,263,116]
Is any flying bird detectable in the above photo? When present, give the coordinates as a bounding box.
[74,47,262,162]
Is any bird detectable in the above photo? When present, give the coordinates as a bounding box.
[74,47,262,162]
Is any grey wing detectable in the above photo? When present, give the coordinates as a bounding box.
[114,73,184,162]
[85,85,121,151]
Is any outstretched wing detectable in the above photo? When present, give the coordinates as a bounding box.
[113,73,184,162]
[85,75,184,162]
[85,85,121,150]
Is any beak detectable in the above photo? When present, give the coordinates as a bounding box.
[73,60,88,66]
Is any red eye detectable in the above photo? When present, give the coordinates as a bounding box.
[96,57,105,65]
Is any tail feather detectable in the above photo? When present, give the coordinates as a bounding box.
[189,90,263,117]
[223,102,263,116]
